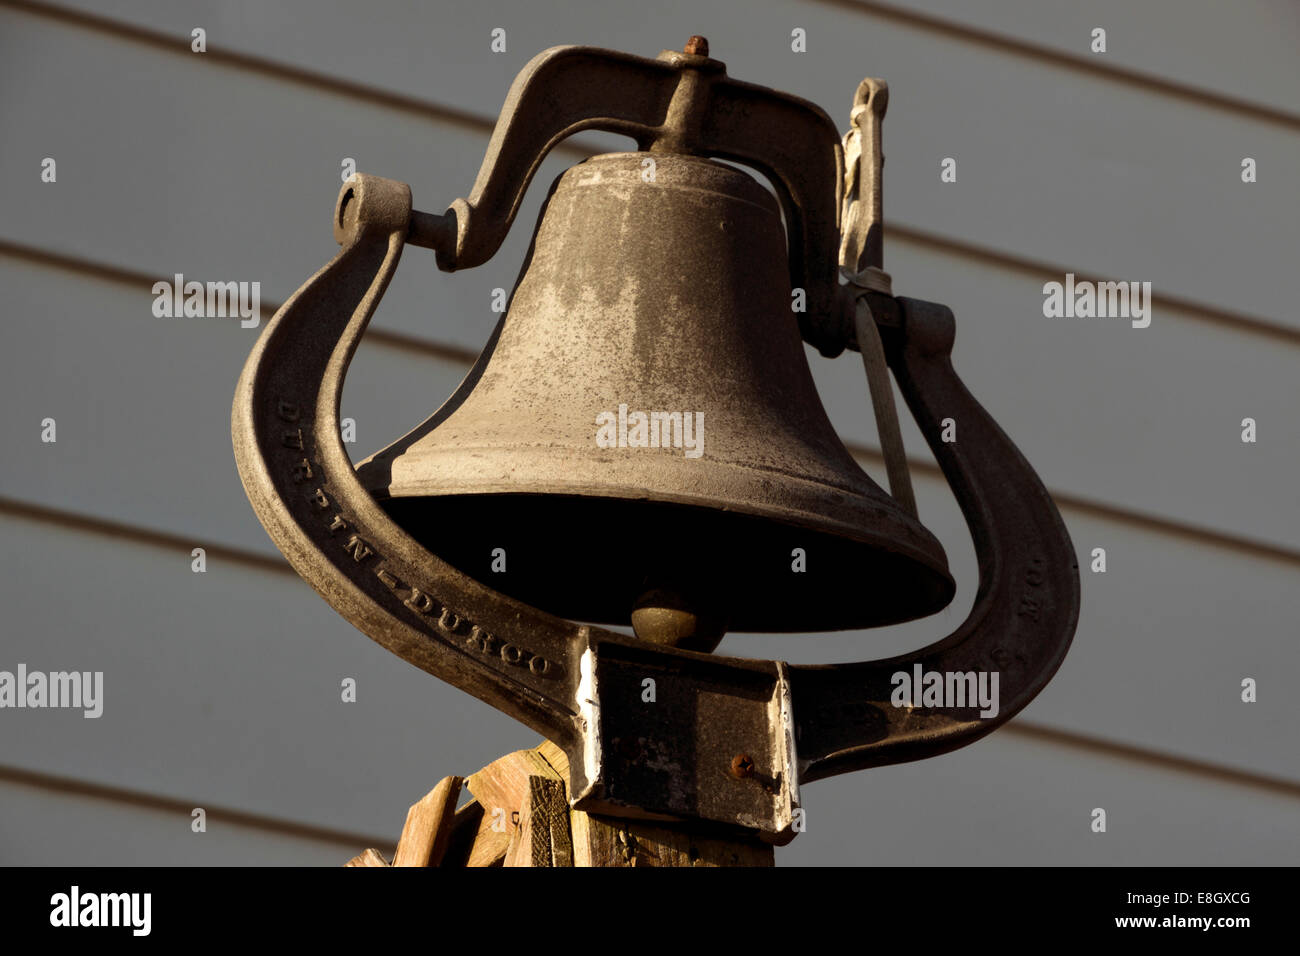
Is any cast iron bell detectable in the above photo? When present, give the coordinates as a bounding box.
[232,38,1078,841]
[356,148,953,647]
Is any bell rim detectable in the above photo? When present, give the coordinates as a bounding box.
[360,455,953,589]
[374,486,957,633]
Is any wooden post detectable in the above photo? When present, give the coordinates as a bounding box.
[345,740,774,867]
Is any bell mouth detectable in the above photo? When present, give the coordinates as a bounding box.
[379,492,955,635]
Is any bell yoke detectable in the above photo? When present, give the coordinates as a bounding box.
[232,39,1079,842]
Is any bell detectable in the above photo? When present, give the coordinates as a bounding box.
[234,40,1079,841]
[355,150,954,648]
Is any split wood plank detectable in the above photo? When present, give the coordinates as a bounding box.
[462,746,567,866]
[440,800,501,867]
[344,848,390,867]
[391,775,463,867]
[503,775,574,867]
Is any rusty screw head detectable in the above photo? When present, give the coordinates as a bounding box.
[684,35,709,57]
[730,753,755,779]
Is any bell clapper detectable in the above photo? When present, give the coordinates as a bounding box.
[630,578,729,653]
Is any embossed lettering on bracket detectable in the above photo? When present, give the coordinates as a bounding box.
[1015,555,1046,622]
[369,557,555,676]
[272,396,558,680]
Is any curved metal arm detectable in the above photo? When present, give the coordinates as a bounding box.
[789,296,1080,783]
[232,175,601,748]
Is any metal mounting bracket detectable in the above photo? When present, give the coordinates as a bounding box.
[232,171,1077,841]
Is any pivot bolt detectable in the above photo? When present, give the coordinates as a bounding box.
[684,35,709,57]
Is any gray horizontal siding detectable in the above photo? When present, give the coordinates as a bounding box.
[812,0,1300,119]
[12,0,1296,326]
[0,773,375,865]
[32,0,1300,123]
[0,255,474,564]
[0,510,529,841]
[781,726,1300,866]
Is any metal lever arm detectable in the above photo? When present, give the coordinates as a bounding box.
[232,175,598,747]
[789,297,1080,782]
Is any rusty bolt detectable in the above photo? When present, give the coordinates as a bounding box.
[684,36,709,57]
[730,753,755,779]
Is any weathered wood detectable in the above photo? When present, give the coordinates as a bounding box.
[501,803,526,865]
[439,800,484,867]
[502,779,537,867]
[344,847,390,867]
[503,776,573,867]
[361,739,772,867]
[391,775,463,867]
[535,738,569,778]
[570,814,774,867]
[463,804,510,867]
[440,799,511,868]
[466,747,563,816]
[544,779,575,868]
[463,746,567,866]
